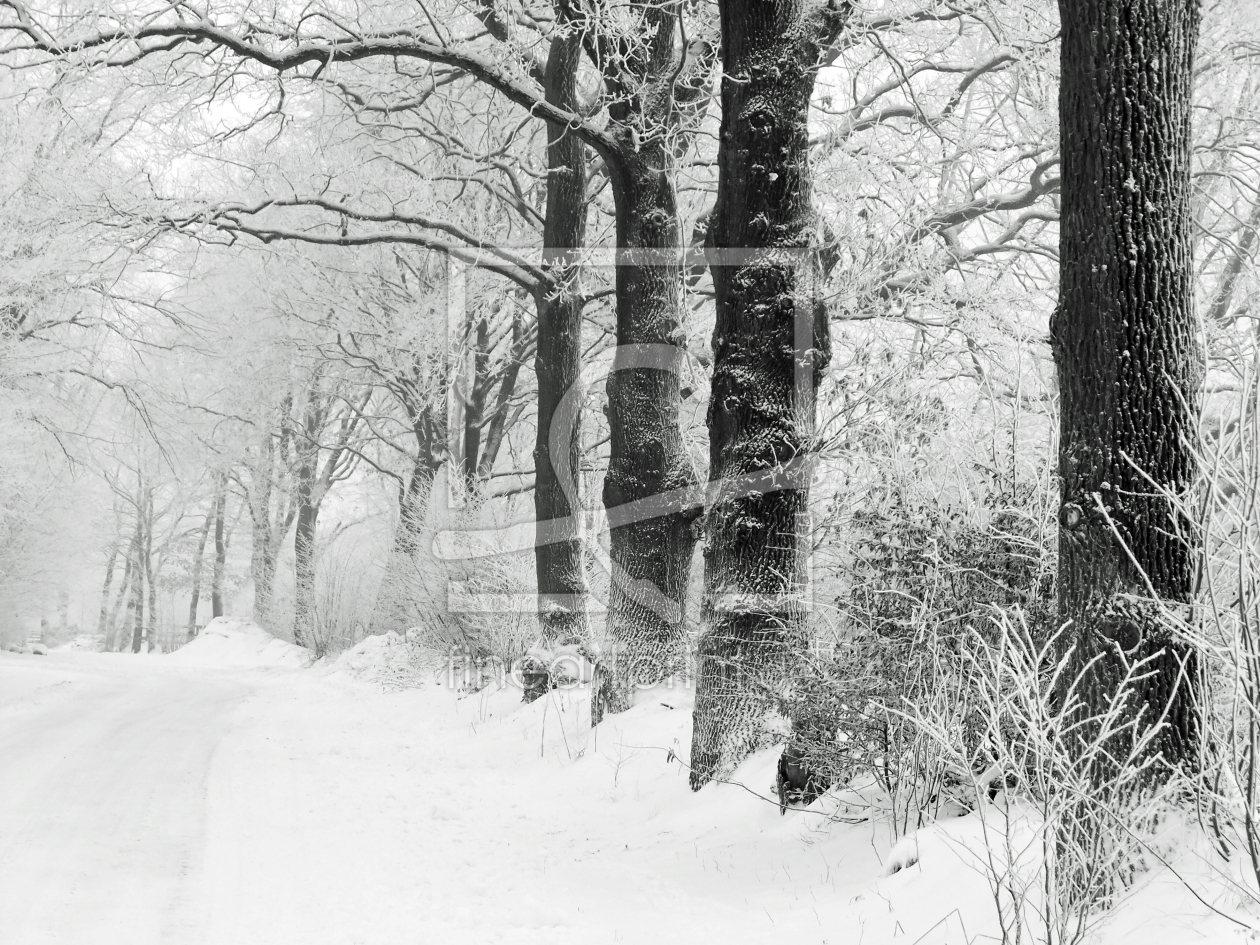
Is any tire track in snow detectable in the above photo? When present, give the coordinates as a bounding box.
[0,659,251,945]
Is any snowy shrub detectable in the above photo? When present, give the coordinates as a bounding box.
[905,612,1180,945]
[784,464,1056,834]
[1151,374,1260,910]
[309,532,382,657]
[374,493,540,681]
[784,314,1057,821]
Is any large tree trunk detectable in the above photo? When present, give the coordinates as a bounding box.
[187,499,215,640]
[589,10,717,721]
[596,140,702,720]
[394,453,437,558]
[1051,0,1202,772]
[245,436,289,629]
[251,513,279,627]
[527,28,591,701]
[211,479,228,618]
[689,0,841,786]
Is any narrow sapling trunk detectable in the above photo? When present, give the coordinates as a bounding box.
[105,553,133,652]
[211,478,228,619]
[129,532,146,653]
[144,492,157,652]
[689,0,844,786]
[97,544,118,637]
[187,500,214,640]
[1051,0,1203,772]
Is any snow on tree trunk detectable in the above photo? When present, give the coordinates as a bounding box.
[372,453,440,636]
[293,499,318,653]
[1051,0,1203,772]
[144,489,158,653]
[528,29,591,701]
[97,544,118,638]
[689,0,843,786]
[105,551,132,652]
[129,516,146,654]
[187,499,214,641]
[251,513,278,628]
[596,140,703,720]
[211,476,228,619]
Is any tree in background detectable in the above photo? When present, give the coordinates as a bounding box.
[0,0,720,714]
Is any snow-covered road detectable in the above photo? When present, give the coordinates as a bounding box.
[0,656,250,944]
[0,646,1245,945]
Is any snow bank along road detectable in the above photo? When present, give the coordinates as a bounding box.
[0,648,1245,945]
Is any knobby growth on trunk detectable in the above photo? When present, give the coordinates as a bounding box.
[588,2,716,721]
[1051,0,1203,774]
[690,0,845,787]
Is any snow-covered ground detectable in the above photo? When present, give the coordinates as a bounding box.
[0,621,1255,944]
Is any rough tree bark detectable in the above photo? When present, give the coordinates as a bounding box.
[689,0,844,786]
[249,506,286,628]
[587,7,717,722]
[251,517,279,625]
[594,144,701,718]
[527,25,591,700]
[293,492,318,650]
[463,315,491,487]
[371,370,446,635]
[244,395,299,629]
[1051,0,1202,772]
[293,383,324,652]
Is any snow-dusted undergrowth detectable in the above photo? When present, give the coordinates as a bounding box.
[0,646,1255,944]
